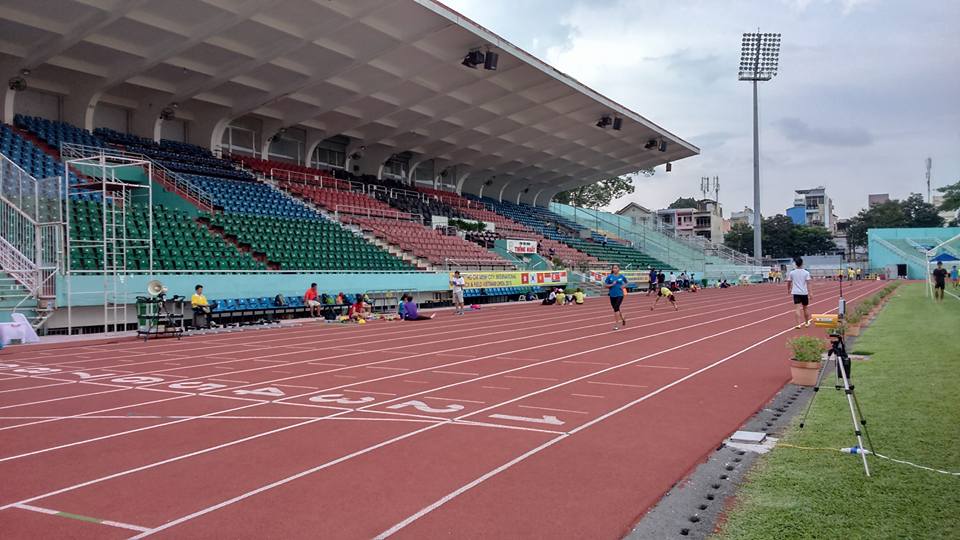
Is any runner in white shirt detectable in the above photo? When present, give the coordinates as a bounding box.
[450,270,466,315]
[786,257,813,329]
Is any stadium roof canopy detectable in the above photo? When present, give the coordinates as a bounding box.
[0,0,698,205]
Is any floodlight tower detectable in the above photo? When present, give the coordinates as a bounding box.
[739,31,781,261]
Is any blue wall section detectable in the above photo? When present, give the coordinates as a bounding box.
[786,205,806,225]
[868,227,960,278]
[58,272,450,306]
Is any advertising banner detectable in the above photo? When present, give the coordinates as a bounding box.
[588,270,651,285]
[451,271,568,289]
[506,239,538,254]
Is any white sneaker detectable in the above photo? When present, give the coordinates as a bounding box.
[613,325,619,330]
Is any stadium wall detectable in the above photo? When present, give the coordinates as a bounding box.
[868,227,960,278]
[57,272,450,307]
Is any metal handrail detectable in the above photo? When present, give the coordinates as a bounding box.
[60,143,215,212]
[334,204,421,223]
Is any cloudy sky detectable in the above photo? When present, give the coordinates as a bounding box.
[443,0,960,219]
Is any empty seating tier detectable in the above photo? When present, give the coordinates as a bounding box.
[68,200,263,272]
[279,182,410,218]
[185,175,316,219]
[14,115,105,151]
[342,216,512,269]
[1,124,84,188]
[208,213,409,271]
[95,128,251,181]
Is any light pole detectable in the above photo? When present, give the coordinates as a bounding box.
[739,31,780,261]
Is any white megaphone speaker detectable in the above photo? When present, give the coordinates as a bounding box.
[147,279,168,297]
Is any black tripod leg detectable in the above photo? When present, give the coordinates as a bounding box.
[799,352,833,429]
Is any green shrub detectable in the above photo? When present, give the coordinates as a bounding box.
[787,335,827,362]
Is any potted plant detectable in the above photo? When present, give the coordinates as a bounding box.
[845,310,863,336]
[787,335,826,386]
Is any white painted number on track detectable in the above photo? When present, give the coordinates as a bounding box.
[233,387,286,398]
[111,376,165,385]
[489,413,564,426]
[169,381,228,392]
[387,400,465,414]
[309,394,376,405]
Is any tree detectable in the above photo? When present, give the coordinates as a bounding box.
[901,193,945,227]
[846,194,943,249]
[668,197,698,209]
[724,222,754,255]
[936,179,960,212]
[724,216,837,258]
[553,175,637,208]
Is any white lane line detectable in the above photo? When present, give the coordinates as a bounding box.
[208,379,250,384]
[562,360,610,366]
[424,396,486,405]
[0,394,188,432]
[504,375,558,382]
[635,365,690,370]
[307,362,347,367]
[0,401,264,463]
[587,381,648,389]
[13,503,149,533]
[333,375,358,379]
[518,405,588,415]
[164,363,182,366]
[367,366,410,371]
[571,393,605,399]
[271,371,293,374]
[343,389,396,396]
[432,370,481,376]
[0,388,127,411]
[0,381,73,394]
[275,384,316,390]
[254,359,290,364]
[402,380,430,384]
[371,287,878,539]
[0,413,348,513]
[127,422,447,539]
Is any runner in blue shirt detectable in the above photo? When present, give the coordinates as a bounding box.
[604,264,629,330]
[647,267,658,296]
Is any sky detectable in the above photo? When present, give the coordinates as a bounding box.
[442,0,960,219]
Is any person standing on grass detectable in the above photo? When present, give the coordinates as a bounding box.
[932,261,948,302]
[450,270,466,315]
[604,264,628,330]
[647,267,658,296]
[951,265,959,289]
[650,285,678,311]
[787,257,813,329]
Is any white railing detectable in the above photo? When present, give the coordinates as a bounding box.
[334,204,422,223]
[60,143,215,212]
[443,257,517,270]
[269,168,362,192]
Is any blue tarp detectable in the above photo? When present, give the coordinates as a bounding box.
[930,252,960,262]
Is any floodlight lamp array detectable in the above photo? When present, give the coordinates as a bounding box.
[738,32,781,81]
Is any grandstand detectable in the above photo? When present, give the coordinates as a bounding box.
[868,227,960,279]
[0,0,722,334]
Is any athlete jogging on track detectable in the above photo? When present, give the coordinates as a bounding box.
[786,257,812,329]
[604,264,628,330]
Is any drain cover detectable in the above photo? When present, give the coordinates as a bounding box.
[730,430,767,444]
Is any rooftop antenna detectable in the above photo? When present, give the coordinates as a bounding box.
[700,176,710,199]
[925,157,932,204]
[714,176,720,207]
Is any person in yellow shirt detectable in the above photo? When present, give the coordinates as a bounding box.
[572,288,586,305]
[191,284,209,310]
[191,284,213,328]
[650,286,678,311]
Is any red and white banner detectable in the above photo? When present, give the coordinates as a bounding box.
[506,239,538,254]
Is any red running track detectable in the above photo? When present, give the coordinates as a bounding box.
[0,280,886,539]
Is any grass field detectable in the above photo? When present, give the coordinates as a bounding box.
[716,283,960,539]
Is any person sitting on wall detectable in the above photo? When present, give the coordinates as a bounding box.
[304,283,321,317]
[400,294,435,321]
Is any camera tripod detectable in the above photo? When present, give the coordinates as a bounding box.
[798,330,876,476]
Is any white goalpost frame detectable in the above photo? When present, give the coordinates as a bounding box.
[924,230,960,301]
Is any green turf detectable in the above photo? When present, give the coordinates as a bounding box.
[716,283,960,540]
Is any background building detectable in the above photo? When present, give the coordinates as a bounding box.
[730,206,756,227]
[868,193,890,207]
[657,199,724,241]
[788,187,836,232]
[616,202,656,228]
